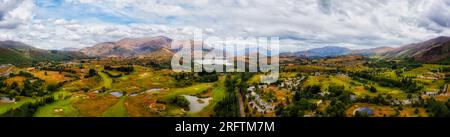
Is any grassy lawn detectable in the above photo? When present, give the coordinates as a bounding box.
[304,75,406,99]
[163,83,214,100]
[379,71,399,80]
[107,66,175,93]
[103,97,128,117]
[402,64,447,77]
[98,71,112,89]
[105,70,123,77]
[304,75,352,91]
[419,79,446,91]
[34,98,80,117]
[0,97,36,115]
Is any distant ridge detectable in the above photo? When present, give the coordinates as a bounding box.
[280,46,351,58]
[383,36,450,63]
[0,40,88,66]
[80,36,173,57]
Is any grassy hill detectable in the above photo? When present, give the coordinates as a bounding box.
[0,40,88,66]
[0,46,32,66]
[383,36,450,63]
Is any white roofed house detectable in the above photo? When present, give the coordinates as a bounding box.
[426,91,439,97]
[0,97,16,103]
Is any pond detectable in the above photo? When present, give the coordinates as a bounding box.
[129,93,138,97]
[182,95,212,113]
[354,107,374,116]
[109,92,123,97]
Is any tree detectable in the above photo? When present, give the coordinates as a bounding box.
[214,74,241,117]
[407,94,413,99]
[100,87,106,93]
[386,94,393,100]
[8,90,19,98]
[82,87,90,93]
[369,86,377,93]
[47,84,60,92]
[171,96,190,110]
[426,98,450,117]
[88,69,97,77]
[10,82,19,91]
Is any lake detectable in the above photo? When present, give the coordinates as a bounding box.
[182,95,212,113]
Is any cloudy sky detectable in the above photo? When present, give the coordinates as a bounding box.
[0,0,449,52]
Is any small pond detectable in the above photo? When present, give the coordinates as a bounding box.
[182,95,212,113]
[354,107,374,116]
[109,92,123,97]
[129,93,138,97]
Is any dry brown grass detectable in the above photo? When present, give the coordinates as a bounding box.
[125,95,158,117]
[72,95,119,116]
[5,76,26,87]
[32,71,74,85]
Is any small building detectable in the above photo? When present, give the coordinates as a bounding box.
[0,97,16,103]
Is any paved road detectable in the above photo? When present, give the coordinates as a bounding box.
[1,67,12,77]
[237,90,245,117]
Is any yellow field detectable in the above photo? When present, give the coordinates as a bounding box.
[5,76,26,87]
[32,71,74,85]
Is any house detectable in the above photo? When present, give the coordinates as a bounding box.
[426,92,439,97]
[0,97,16,103]
[319,92,330,97]
[247,86,255,92]
[350,95,357,101]
[247,91,276,113]
[417,72,445,80]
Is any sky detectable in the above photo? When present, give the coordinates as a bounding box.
[0,0,450,52]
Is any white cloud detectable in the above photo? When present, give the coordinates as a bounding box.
[0,0,33,29]
[0,0,450,52]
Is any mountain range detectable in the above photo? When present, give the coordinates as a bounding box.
[350,46,395,56]
[382,36,450,63]
[280,46,352,58]
[79,36,173,57]
[279,36,449,63]
[0,36,448,66]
